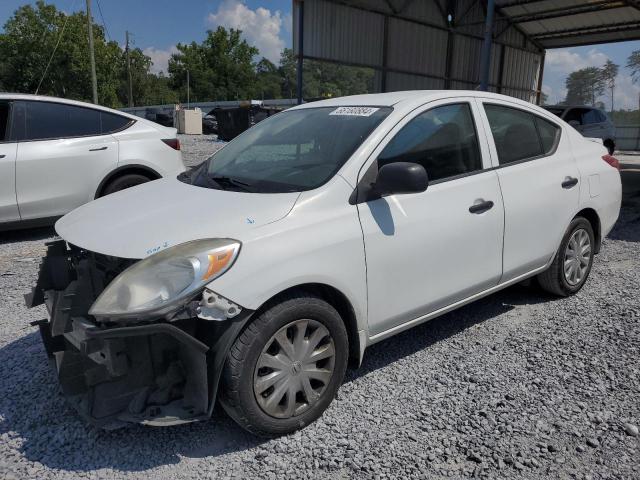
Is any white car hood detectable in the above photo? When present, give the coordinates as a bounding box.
[55,177,300,259]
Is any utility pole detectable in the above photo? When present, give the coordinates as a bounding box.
[186,70,190,108]
[126,31,133,107]
[85,0,98,104]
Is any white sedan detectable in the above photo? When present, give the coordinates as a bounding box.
[0,94,185,230]
[28,91,621,436]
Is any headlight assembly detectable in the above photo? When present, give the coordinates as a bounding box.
[89,239,240,322]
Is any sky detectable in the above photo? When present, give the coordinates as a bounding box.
[1,0,640,109]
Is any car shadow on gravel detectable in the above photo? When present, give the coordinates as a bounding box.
[347,283,552,383]
[0,283,555,474]
[0,226,56,245]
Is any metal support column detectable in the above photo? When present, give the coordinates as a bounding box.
[296,0,305,105]
[381,15,389,92]
[479,0,495,91]
[536,51,546,105]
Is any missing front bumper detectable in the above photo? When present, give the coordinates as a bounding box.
[27,240,253,429]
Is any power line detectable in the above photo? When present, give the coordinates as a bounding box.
[35,0,76,94]
[95,0,111,41]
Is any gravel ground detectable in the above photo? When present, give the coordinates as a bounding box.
[0,137,638,479]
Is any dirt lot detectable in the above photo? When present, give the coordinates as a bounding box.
[0,138,638,479]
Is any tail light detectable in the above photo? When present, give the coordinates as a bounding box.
[161,138,181,151]
[602,154,619,170]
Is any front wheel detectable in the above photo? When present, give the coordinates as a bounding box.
[220,292,348,437]
[537,217,595,296]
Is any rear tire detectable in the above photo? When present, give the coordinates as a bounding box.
[220,292,348,437]
[100,173,152,197]
[537,217,595,297]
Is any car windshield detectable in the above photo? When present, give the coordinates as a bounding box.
[183,106,392,193]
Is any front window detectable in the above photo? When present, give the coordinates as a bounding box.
[184,106,391,193]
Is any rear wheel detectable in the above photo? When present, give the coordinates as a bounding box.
[537,217,595,296]
[100,173,152,197]
[220,292,348,437]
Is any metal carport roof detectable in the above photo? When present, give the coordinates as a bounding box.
[495,0,640,48]
[292,0,640,104]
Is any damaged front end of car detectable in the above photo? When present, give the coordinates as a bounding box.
[25,239,252,429]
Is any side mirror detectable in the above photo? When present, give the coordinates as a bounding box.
[373,162,428,197]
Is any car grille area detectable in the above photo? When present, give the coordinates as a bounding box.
[27,240,210,429]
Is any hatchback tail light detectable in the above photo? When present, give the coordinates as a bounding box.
[602,154,619,170]
[161,138,181,151]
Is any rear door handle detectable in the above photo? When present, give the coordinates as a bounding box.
[89,146,107,151]
[562,177,579,189]
[469,200,494,214]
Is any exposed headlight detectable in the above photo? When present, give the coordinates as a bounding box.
[89,239,240,321]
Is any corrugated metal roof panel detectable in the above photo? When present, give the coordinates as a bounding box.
[386,18,448,76]
[295,0,385,66]
[519,7,640,36]
[386,72,445,91]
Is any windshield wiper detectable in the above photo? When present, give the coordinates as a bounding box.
[209,175,254,192]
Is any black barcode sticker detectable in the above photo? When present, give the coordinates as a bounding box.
[329,106,379,117]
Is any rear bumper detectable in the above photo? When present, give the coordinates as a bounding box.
[27,240,252,429]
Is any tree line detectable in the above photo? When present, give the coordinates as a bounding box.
[561,53,640,115]
[0,1,375,109]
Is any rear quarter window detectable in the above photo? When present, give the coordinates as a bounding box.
[101,112,134,133]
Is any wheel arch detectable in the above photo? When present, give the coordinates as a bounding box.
[252,283,363,368]
[574,207,601,253]
[95,164,161,199]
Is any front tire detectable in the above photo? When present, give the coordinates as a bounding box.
[537,217,595,296]
[220,292,348,437]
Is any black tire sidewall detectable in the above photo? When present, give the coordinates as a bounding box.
[556,217,595,295]
[102,174,151,196]
[222,297,349,436]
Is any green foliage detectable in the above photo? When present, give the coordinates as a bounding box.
[168,27,259,102]
[0,3,377,108]
[0,1,160,108]
[565,67,606,106]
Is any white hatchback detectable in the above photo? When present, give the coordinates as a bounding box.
[27,91,621,436]
[0,94,185,230]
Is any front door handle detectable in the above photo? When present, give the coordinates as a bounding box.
[89,146,108,151]
[562,177,579,189]
[469,200,494,214]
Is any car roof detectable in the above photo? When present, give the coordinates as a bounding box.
[289,90,545,111]
[0,93,139,121]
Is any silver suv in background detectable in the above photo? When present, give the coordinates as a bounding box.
[544,105,616,154]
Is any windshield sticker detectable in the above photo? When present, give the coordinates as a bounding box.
[329,106,380,117]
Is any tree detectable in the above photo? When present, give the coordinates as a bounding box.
[601,60,618,112]
[255,58,282,100]
[277,48,376,100]
[565,67,606,105]
[0,1,174,108]
[168,27,258,102]
[627,49,640,111]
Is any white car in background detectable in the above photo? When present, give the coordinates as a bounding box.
[28,91,621,437]
[0,94,185,230]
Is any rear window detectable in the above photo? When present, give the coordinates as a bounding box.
[12,101,133,141]
[484,104,560,165]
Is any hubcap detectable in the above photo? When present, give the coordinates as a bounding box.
[563,228,591,286]
[253,319,335,419]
